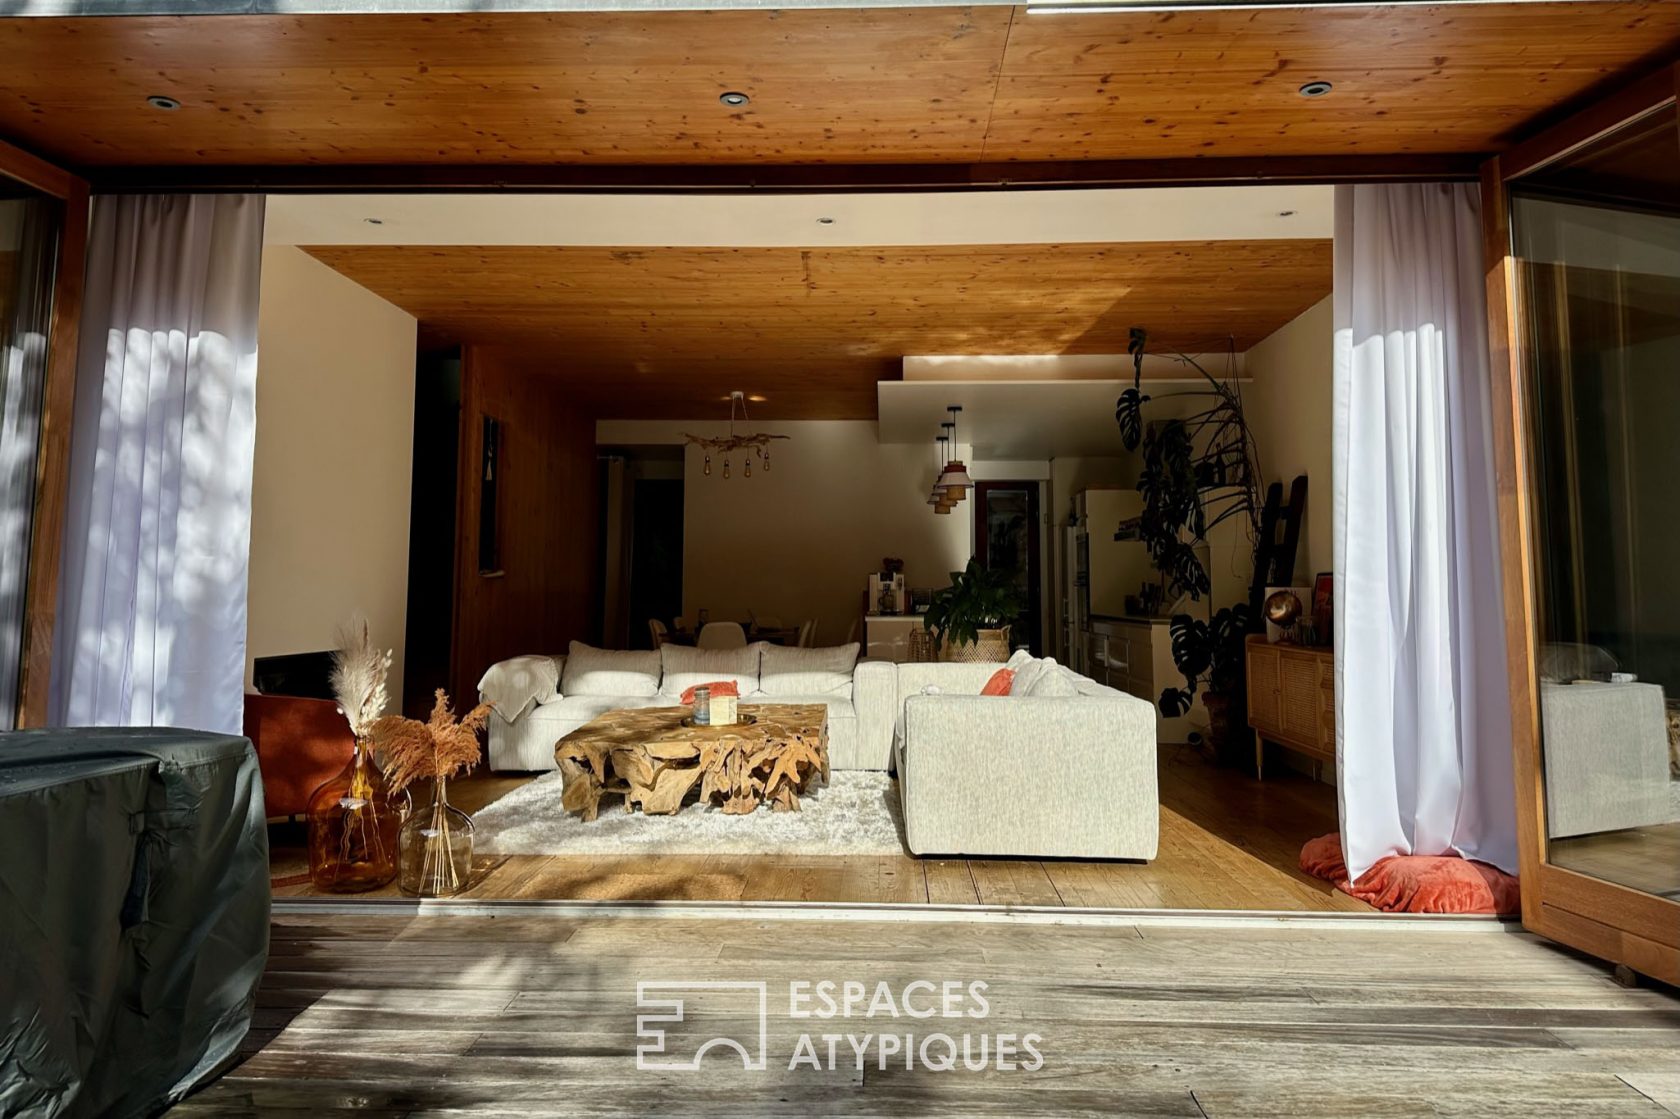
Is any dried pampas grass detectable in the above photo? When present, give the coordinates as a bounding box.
[332,617,393,738]
[373,689,492,796]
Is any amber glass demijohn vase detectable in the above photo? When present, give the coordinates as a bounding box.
[307,739,403,892]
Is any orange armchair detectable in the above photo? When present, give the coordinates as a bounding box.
[243,693,355,820]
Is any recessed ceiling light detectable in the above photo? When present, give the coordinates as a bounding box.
[747,395,767,403]
[1297,81,1334,99]
[719,91,750,107]
[146,95,181,111]
[1277,210,1297,218]
[816,217,835,225]
[363,217,384,225]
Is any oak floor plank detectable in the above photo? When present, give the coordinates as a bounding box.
[269,748,1369,912]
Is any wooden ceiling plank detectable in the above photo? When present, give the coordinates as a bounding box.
[2,4,1676,170]
[304,239,1329,419]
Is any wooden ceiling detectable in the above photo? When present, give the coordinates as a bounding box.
[304,239,1332,419]
[3,4,1678,172]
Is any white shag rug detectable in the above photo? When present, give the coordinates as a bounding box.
[473,770,907,856]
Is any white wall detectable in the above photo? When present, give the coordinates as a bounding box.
[1243,295,1334,584]
[248,245,418,697]
[598,420,974,645]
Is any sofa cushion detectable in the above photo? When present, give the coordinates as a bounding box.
[560,642,662,697]
[742,693,856,721]
[660,642,764,697]
[541,693,671,721]
[759,643,859,697]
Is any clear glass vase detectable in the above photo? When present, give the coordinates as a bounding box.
[398,777,475,898]
[306,739,403,892]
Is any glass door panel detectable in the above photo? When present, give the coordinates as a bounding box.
[1510,103,1680,902]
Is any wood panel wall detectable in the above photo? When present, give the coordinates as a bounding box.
[450,345,599,708]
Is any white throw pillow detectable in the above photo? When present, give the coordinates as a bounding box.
[759,643,860,696]
[1007,652,1052,696]
[660,642,765,697]
[1017,660,1081,698]
[560,642,661,697]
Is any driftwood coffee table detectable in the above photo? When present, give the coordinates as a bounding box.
[555,703,829,821]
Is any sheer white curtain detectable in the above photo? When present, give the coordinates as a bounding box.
[51,194,264,735]
[1332,182,1517,879]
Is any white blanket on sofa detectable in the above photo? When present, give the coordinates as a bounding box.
[476,655,560,721]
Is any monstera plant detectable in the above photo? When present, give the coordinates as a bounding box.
[1116,327,1263,754]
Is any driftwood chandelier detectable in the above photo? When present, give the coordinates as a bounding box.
[685,390,788,479]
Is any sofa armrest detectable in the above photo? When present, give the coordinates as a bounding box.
[478,654,564,724]
[851,659,898,770]
[900,692,1158,859]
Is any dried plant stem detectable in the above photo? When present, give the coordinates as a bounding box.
[417,777,463,896]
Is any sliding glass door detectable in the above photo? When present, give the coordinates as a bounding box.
[1486,68,1680,984]
[0,186,64,730]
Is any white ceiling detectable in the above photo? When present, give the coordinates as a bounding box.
[264,185,1332,248]
[879,378,1221,460]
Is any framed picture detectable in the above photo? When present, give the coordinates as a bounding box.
[1312,572,1334,647]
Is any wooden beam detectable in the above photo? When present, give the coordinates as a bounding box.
[1498,61,1678,182]
[0,135,81,200]
[16,178,88,728]
[87,154,1482,195]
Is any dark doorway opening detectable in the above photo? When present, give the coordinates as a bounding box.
[599,446,684,649]
[973,480,1043,655]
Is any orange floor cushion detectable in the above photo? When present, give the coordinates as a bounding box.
[1301,832,1520,915]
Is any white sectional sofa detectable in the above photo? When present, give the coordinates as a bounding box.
[892,656,1159,861]
[478,641,896,772]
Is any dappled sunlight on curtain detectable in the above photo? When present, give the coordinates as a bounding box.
[51,194,264,734]
[1332,182,1517,881]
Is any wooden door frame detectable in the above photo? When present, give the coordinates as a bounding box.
[1,139,88,729]
[1480,60,1680,985]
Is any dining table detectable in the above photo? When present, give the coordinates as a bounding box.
[663,623,801,647]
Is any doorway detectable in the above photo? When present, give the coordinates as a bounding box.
[973,480,1042,655]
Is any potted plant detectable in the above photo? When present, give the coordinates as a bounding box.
[1115,327,1264,756]
[1163,605,1253,765]
[923,557,1023,662]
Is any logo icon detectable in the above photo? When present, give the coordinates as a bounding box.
[635,981,769,1071]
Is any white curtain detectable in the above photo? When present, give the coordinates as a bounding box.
[1332,182,1517,879]
[51,194,264,735]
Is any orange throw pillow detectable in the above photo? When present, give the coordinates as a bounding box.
[980,668,1015,696]
[679,680,740,705]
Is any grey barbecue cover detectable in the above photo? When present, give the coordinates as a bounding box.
[0,728,270,1118]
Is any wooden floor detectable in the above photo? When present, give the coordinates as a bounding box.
[270,747,1370,912]
[169,910,1680,1117]
[1552,822,1680,902]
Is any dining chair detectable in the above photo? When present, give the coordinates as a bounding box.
[797,619,817,648]
[696,621,748,649]
[648,618,668,648]
[751,612,783,631]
